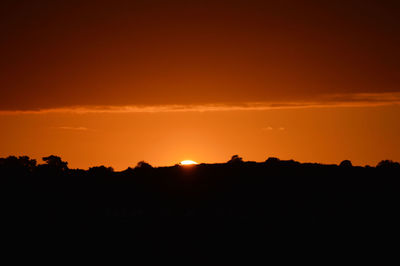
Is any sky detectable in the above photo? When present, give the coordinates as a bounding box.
[1,0,400,169]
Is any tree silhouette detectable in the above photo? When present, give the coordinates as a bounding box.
[18,156,37,169]
[377,160,400,169]
[227,155,243,164]
[0,156,36,171]
[88,165,114,174]
[42,155,68,171]
[135,161,153,169]
[339,160,352,167]
[265,157,281,165]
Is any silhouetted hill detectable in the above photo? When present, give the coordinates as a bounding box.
[1,155,400,251]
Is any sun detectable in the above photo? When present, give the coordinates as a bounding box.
[180,160,198,165]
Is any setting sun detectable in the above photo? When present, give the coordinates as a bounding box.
[180,160,198,165]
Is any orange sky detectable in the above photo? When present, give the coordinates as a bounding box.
[1,105,399,170]
[1,1,399,169]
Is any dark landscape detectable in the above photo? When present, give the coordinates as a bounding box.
[2,155,399,230]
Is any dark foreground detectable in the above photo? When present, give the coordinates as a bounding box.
[1,156,400,256]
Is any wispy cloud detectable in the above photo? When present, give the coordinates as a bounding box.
[261,126,285,131]
[1,92,399,115]
[58,126,89,131]
[262,126,274,131]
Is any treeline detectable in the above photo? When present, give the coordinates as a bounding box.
[1,154,399,173]
[1,154,400,233]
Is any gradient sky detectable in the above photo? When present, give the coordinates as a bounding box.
[1,0,400,169]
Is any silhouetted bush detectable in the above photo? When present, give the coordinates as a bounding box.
[339,160,352,167]
[377,160,400,169]
[88,165,114,175]
[0,156,36,172]
[227,155,243,164]
[265,157,280,165]
[42,155,68,171]
[135,161,153,169]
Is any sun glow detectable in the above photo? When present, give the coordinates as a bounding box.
[180,160,198,165]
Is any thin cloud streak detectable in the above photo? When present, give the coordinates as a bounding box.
[58,126,89,131]
[1,92,400,115]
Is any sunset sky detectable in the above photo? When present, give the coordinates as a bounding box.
[1,0,399,169]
